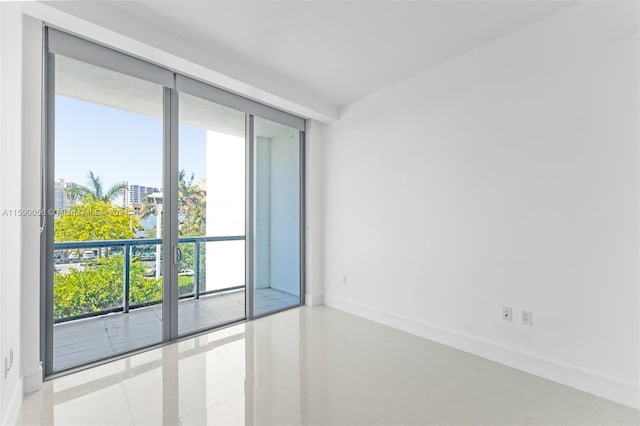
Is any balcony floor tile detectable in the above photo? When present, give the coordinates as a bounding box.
[53,288,299,371]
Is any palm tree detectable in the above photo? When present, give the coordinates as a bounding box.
[61,172,129,259]
[183,203,206,236]
[136,170,206,236]
[178,170,205,211]
[65,171,128,203]
[178,170,206,236]
[138,198,158,221]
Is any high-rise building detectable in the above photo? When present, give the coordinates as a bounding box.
[54,179,80,211]
[112,184,159,208]
[128,185,158,205]
[54,179,65,211]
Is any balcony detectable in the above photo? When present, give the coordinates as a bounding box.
[52,236,299,372]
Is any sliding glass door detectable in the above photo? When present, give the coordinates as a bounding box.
[44,28,305,376]
[50,54,165,372]
[254,118,303,316]
[177,93,246,335]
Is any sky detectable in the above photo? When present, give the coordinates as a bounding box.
[55,95,207,190]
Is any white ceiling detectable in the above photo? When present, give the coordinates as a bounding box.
[45,1,573,111]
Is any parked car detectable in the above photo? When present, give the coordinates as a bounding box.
[82,250,95,260]
[138,252,156,261]
[68,251,80,262]
[178,269,194,276]
[144,265,156,277]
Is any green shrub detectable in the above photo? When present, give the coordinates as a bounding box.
[54,254,195,319]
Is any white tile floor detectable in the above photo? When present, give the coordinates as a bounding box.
[20,306,640,425]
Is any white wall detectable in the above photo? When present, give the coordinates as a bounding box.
[1,5,45,424]
[0,3,24,424]
[322,2,640,408]
[20,12,44,400]
[255,131,301,296]
[205,130,246,290]
[305,120,326,306]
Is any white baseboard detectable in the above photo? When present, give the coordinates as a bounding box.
[23,364,43,394]
[305,293,324,306]
[2,377,23,426]
[324,294,640,409]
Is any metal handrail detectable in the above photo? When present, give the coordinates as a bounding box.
[54,235,244,249]
[53,235,245,323]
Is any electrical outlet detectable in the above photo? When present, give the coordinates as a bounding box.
[522,310,533,326]
[503,306,512,321]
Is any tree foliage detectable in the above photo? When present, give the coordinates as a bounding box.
[55,198,141,242]
[65,171,128,203]
[54,254,194,319]
[53,170,204,319]
[136,169,206,237]
[178,169,206,236]
[54,254,160,318]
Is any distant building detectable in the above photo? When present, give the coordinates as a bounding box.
[129,185,158,205]
[54,179,80,211]
[113,184,159,208]
[54,180,66,211]
[130,202,143,215]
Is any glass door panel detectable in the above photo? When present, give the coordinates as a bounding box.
[177,93,246,335]
[52,55,164,372]
[253,117,302,316]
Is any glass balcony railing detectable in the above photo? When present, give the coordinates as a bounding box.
[53,235,245,323]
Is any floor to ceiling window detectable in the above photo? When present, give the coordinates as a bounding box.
[43,28,306,376]
[254,117,303,316]
[50,54,166,372]
[177,92,247,336]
